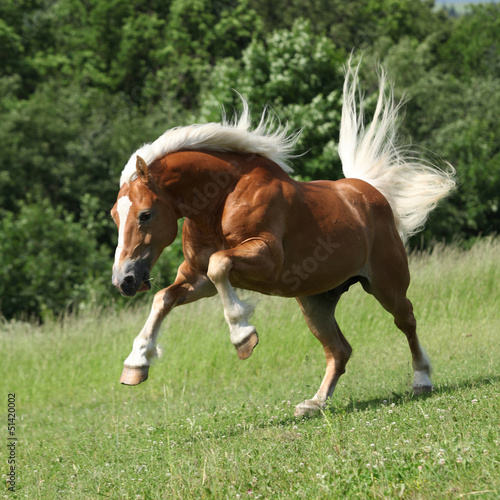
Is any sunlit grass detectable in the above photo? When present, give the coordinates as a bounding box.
[1,239,499,498]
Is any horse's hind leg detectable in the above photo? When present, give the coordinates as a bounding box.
[295,291,352,416]
[366,240,433,394]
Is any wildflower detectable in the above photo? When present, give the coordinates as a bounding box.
[438,458,445,465]
[456,456,463,464]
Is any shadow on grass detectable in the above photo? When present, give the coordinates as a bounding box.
[330,374,499,417]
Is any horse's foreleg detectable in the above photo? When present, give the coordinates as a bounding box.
[294,293,352,416]
[207,239,281,360]
[120,262,216,385]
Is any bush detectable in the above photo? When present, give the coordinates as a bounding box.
[0,197,113,320]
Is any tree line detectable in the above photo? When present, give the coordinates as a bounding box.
[0,0,498,320]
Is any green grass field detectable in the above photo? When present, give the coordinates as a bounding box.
[1,239,499,499]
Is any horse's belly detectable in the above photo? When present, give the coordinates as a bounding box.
[230,222,370,297]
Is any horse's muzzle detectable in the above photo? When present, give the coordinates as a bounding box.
[113,261,151,297]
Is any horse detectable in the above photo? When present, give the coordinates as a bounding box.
[111,63,455,416]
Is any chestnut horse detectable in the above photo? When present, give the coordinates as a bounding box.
[111,64,455,416]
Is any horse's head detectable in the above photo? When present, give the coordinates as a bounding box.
[111,156,178,297]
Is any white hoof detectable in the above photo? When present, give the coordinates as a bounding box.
[413,370,433,395]
[413,384,433,395]
[294,399,324,417]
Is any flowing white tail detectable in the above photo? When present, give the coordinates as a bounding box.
[338,63,456,243]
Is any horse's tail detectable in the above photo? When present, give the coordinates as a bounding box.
[338,62,456,243]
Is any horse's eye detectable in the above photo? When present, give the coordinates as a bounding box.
[139,211,152,223]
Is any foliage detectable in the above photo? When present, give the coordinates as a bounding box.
[0,0,499,318]
[0,196,112,320]
[438,3,500,80]
[198,19,346,179]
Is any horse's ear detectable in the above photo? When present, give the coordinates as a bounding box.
[136,156,149,182]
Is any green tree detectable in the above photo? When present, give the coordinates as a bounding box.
[439,4,500,80]
[198,19,345,179]
[247,0,448,49]
[0,197,112,320]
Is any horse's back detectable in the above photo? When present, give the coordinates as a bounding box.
[290,176,398,249]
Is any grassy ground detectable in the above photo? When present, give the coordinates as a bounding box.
[1,239,499,499]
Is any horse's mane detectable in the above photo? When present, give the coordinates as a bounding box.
[120,98,301,186]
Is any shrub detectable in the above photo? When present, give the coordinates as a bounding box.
[0,197,113,320]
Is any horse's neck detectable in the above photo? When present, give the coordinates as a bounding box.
[155,151,240,226]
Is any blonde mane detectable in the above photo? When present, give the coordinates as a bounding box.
[120,99,300,187]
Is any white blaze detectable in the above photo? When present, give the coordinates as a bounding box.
[114,195,133,269]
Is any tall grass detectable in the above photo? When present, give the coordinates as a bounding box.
[1,239,499,499]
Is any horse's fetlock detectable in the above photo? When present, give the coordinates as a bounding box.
[225,300,254,325]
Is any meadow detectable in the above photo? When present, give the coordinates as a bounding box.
[1,238,499,499]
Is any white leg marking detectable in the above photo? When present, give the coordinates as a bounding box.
[413,370,432,388]
[413,347,433,392]
[207,257,255,346]
[222,285,255,346]
[124,305,163,368]
[114,195,133,269]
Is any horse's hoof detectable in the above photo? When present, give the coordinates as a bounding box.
[294,399,323,417]
[413,384,433,395]
[235,331,259,360]
[120,365,149,385]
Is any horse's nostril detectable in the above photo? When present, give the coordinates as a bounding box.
[123,275,135,285]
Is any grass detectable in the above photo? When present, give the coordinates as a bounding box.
[1,238,499,499]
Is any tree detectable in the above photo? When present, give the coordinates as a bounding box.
[0,197,112,320]
[198,19,346,179]
[439,4,500,80]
